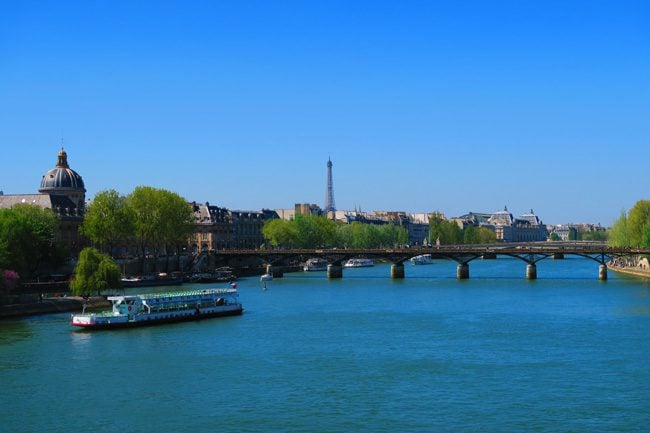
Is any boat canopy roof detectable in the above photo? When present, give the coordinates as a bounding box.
[107,288,237,302]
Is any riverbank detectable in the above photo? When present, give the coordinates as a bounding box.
[608,264,650,279]
[0,296,110,319]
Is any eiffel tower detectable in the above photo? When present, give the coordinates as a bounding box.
[324,157,336,214]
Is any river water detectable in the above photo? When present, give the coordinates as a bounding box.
[2,258,650,433]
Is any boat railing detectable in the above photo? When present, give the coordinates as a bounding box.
[138,288,237,301]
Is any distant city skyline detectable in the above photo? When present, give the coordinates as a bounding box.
[1,1,648,225]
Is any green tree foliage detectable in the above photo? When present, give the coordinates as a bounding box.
[463,226,479,244]
[83,187,194,272]
[262,219,297,247]
[314,215,338,246]
[80,189,133,254]
[463,225,497,244]
[293,215,328,248]
[429,212,446,245]
[124,186,194,271]
[378,224,408,247]
[568,228,579,241]
[608,209,631,247]
[127,186,162,261]
[338,222,407,248]
[429,212,463,245]
[549,232,561,241]
[0,236,9,271]
[477,227,496,244]
[335,223,354,248]
[627,200,650,247]
[643,225,650,248]
[70,247,121,295]
[579,230,608,242]
[262,216,407,249]
[608,202,650,248]
[349,222,371,248]
[0,204,61,279]
[157,189,195,258]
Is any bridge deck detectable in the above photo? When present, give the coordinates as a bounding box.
[202,242,650,280]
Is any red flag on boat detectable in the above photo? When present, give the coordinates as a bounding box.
[230,282,237,289]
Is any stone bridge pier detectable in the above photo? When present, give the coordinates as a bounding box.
[457,262,470,279]
[390,263,405,279]
[526,263,537,280]
[327,264,343,279]
[599,264,607,280]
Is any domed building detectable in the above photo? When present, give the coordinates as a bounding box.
[0,148,86,256]
[486,206,547,242]
[39,148,86,215]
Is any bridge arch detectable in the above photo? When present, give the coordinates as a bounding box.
[208,244,649,281]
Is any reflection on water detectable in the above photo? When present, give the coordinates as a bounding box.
[0,319,33,345]
[69,328,95,360]
[626,306,650,316]
[70,329,93,345]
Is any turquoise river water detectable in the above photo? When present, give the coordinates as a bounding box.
[1,258,650,433]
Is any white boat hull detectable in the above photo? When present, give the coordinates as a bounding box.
[71,288,242,330]
[344,259,374,268]
[71,305,242,329]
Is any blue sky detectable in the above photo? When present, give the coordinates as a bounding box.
[1,1,648,225]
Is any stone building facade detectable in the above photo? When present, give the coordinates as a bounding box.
[484,207,548,242]
[0,148,86,256]
[190,202,278,252]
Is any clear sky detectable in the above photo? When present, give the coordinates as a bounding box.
[1,1,648,226]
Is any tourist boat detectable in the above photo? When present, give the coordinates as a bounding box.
[344,258,374,268]
[410,254,434,265]
[120,273,183,288]
[70,288,242,330]
[303,258,329,272]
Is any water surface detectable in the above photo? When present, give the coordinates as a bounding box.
[1,259,649,432]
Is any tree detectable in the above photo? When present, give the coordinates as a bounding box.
[293,215,324,248]
[428,212,462,245]
[463,226,480,244]
[550,232,561,242]
[580,230,608,242]
[444,222,463,244]
[608,209,631,247]
[350,222,371,248]
[80,189,133,255]
[376,224,408,247]
[84,187,193,272]
[643,224,650,248]
[627,200,650,247]
[262,219,297,247]
[261,217,408,249]
[157,189,195,270]
[127,186,162,268]
[429,212,446,245]
[476,227,497,244]
[463,226,496,244]
[337,222,407,248]
[70,247,122,296]
[335,223,354,248]
[314,215,337,247]
[0,204,61,279]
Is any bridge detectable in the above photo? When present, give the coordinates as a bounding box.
[209,242,650,280]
